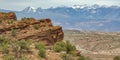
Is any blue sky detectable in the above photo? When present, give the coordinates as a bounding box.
[0,0,120,11]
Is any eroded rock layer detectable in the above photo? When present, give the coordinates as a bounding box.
[0,12,17,20]
[0,12,64,45]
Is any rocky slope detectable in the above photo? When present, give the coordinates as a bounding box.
[64,30,120,60]
[0,12,64,45]
[64,30,120,55]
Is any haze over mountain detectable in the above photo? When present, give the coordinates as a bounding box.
[0,5,120,32]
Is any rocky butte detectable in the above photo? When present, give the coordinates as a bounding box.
[0,12,64,45]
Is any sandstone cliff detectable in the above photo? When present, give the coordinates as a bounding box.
[0,12,64,45]
[0,12,17,20]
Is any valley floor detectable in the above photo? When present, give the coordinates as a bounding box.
[64,30,120,60]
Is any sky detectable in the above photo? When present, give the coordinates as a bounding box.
[0,0,120,11]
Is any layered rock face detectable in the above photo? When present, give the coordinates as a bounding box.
[0,12,17,20]
[0,12,64,45]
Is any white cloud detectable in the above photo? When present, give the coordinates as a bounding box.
[0,0,120,10]
[98,23,104,26]
[75,20,111,26]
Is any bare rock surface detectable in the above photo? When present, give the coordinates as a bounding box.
[0,12,64,45]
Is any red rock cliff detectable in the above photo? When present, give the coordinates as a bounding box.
[0,12,64,45]
[0,12,17,20]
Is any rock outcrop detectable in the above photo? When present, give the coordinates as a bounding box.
[0,12,64,45]
[0,12,17,20]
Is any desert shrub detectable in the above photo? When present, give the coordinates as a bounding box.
[35,42,46,58]
[7,20,14,24]
[53,41,66,52]
[77,56,92,60]
[53,41,76,54]
[33,24,40,30]
[0,36,9,54]
[9,41,19,57]
[0,19,2,24]
[0,36,8,43]
[16,55,28,60]
[66,40,76,54]
[21,17,31,24]
[11,29,17,37]
[61,53,67,60]
[18,40,29,50]
[35,42,45,50]
[14,40,31,58]
[21,56,27,60]
[1,42,9,54]
[3,54,15,60]
[113,56,120,60]
[61,53,74,60]
[85,57,92,60]
[21,17,30,21]
[68,50,76,56]
[77,56,85,60]
[38,48,46,58]
[27,39,33,46]
[21,17,35,23]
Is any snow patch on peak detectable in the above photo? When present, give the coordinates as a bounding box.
[22,6,36,13]
[72,4,101,9]
[72,5,88,9]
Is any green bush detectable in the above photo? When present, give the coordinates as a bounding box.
[33,24,40,30]
[16,55,28,60]
[9,41,19,57]
[85,57,92,60]
[38,48,46,58]
[77,56,85,60]
[0,36,8,44]
[21,17,30,21]
[3,54,15,60]
[1,42,9,54]
[61,53,67,60]
[21,56,27,60]
[11,29,17,37]
[27,39,33,46]
[21,17,34,23]
[77,56,92,60]
[35,42,46,58]
[0,36,9,54]
[7,20,14,24]
[18,40,29,50]
[113,56,120,60]
[53,41,66,52]
[0,19,3,24]
[66,40,76,54]
[61,53,74,60]
[35,42,45,50]
[53,40,76,54]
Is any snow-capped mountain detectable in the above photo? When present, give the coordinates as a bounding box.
[22,6,36,13]
[36,7,44,13]
[0,8,11,12]
[0,5,120,32]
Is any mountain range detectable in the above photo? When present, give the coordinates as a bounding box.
[0,5,120,32]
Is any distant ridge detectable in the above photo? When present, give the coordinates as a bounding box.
[0,5,120,32]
